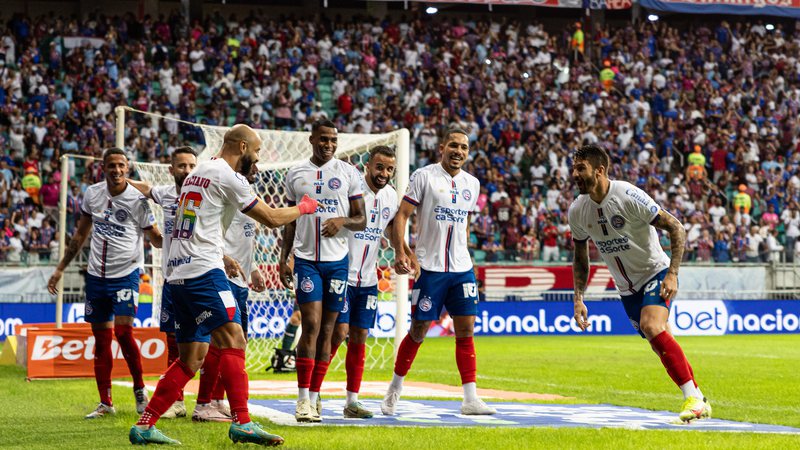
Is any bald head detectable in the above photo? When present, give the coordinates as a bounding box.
[223,124,261,151]
[221,124,263,179]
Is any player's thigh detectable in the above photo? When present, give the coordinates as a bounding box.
[294,257,325,305]
[336,286,353,327]
[110,269,141,319]
[229,282,250,338]
[443,270,479,317]
[621,269,670,339]
[171,269,242,344]
[84,275,113,324]
[159,284,177,333]
[411,269,449,321]
[320,257,348,314]
[348,285,379,331]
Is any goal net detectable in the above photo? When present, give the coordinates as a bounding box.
[57,107,410,373]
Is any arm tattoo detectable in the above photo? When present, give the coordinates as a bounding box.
[652,211,685,275]
[573,241,590,297]
[59,238,81,270]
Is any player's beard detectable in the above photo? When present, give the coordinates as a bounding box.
[174,174,189,188]
[576,175,595,194]
[370,173,388,190]
[239,153,256,179]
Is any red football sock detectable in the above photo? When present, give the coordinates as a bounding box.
[455,336,477,384]
[212,373,226,401]
[650,331,694,387]
[219,348,250,424]
[165,334,183,401]
[330,343,340,361]
[345,342,366,393]
[93,328,114,406]
[114,324,144,390]
[197,345,221,404]
[136,360,195,427]
[309,359,330,393]
[394,334,422,377]
[296,357,315,389]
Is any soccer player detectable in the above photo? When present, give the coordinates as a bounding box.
[568,144,712,422]
[47,148,164,419]
[326,145,409,418]
[128,124,318,445]
[127,146,198,419]
[279,119,366,422]
[192,163,266,422]
[381,128,496,416]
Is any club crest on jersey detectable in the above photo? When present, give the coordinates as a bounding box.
[115,209,129,222]
[160,310,169,323]
[300,277,314,293]
[328,177,342,190]
[382,207,391,219]
[462,189,472,201]
[85,302,93,316]
[610,215,625,229]
[419,296,433,312]
[650,205,659,215]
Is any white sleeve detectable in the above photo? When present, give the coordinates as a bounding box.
[222,169,258,213]
[150,185,165,205]
[624,185,661,225]
[285,169,296,205]
[348,165,364,201]
[403,169,425,207]
[136,196,157,230]
[568,203,589,242]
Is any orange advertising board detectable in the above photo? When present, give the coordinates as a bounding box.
[25,325,168,379]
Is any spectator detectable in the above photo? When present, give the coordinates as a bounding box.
[541,218,559,262]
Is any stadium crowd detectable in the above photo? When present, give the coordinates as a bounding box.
[1,11,800,264]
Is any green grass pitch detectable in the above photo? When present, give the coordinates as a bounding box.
[1,334,798,449]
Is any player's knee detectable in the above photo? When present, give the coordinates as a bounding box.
[640,321,666,339]
[350,328,369,345]
[113,324,132,338]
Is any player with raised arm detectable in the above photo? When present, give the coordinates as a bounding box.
[128,124,318,446]
[47,148,164,419]
[279,119,366,422]
[326,145,409,418]
[128,146,198,420]
[568,144,711,422]
[192,163,267,423]
[381,128,496,416]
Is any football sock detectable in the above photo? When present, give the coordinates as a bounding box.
[346,391,358,404]
[282,324,299,350]
[394,334,422,377]
[165,334,183,401]
[345,342,366,394]
[462,382,478,403]
[650,331,695,392]
[329,343,340,361]
[137,360,195,427]
[296,357,314,400]
[389,374,405,392]
[679,381,704,400]
[114,324,144,390]
[93,328,114,406]
[309,391,319,404]
[212,372,226,401]
[219,348,250,424]
[455,336,477,385]
[309,359,331,397]
[196,345,221,405]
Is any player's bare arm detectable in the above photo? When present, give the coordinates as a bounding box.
[246,195,318,228]
[651,209,686,303]
[391,200,415,274]
[279,220,297,290]
[572,238,590,331]
[321,196,366,237]
[126,178,153,199]
[386,217,419,277]
[250,268,266,292]
[47,214,93,294]
[145,225,163,249]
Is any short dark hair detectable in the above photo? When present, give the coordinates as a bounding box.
[442,127,469,143]
[171,146,197,163]
[573,144,610,171]
[102,147,127,163]
[369,145,396,160]
[311,119,337,134]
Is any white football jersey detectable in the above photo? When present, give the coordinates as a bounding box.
[568,180,670,295]
[347,183,398,287]
[404,163,480,272]
[81,182,156,278]
[224,211,257,288]
[166,159,258,281]
[285,158,363,262]
[150,184,178,273]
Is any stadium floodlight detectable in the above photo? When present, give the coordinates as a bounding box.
[766,24,775,31]
[648,14,659,22]
[426,6,438,14]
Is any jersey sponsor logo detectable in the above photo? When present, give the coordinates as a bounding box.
[354,226,384,241]
[419,296,433,312]
[195,310,213,325]
[434,205,469,223]
[244,222,256,238]
[382,207,391,219]
[328,177,342,190]
[316,198,340,214]
[114,209,129,222]
[329,279,346,295]
[300,277,315,293]
[94,221,125,238]
[610,215,625,229]
[596,237,631,254]
[462,189,472,201]
[167,256,192,268]
[624,188,653,207]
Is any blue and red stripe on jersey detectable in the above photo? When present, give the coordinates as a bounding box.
[444,225,453,272]
[402,195,419,206]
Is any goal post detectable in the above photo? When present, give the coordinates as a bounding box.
[56,106,410,371]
